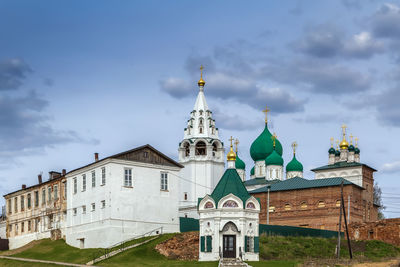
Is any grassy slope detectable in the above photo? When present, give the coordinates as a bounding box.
[258,235,400,261]
[0,258,57,266]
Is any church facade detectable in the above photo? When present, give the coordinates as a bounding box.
[198,140,260,262]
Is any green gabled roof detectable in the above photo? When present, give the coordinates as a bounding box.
[210,168,251,207]
[311,161,376,172]
[243,178,281,186]
[249,177,362,194]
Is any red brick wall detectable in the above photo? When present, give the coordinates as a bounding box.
[252,185,365,231]
[349,218,400,246]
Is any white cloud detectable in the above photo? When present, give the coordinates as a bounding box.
[381,160,400,173]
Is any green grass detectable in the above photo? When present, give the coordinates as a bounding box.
[0,258,58,266]
[247,260,299,267]
[99,233,218,266]
[259,234,400,261]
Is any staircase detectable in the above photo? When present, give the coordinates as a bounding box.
[219,258,251,267]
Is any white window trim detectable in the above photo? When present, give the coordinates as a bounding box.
[160,172,168,191]
[124,168,133,187]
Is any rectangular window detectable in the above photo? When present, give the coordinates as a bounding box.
[92,171,96,187]
[8,199,12,214]
[21,195,25,211]
[14,198,17,213]
[28,220,31,231]
[73,208,77,216]
[101,200,105,209]
[82,174,86,191]
[15,224,18,235]
[9,224,12,234]
[21,222,24,233]
[48,187,52,202]
[42,188,46,205]
[91,203,95,211]
[27,194,31,209]
[64,181,67,199]
[160,172,168,191]
[34,191,39,207]
[101,167,106,185]
[73,178,77,194]
[124,169,132,187]
[54,185,58,200]
[82,205,86,214]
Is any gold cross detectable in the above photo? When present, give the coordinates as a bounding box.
[341,124,347,136]
[349,134,353,145]
[234,139,239,153]
[355,137,359,147]
[262,105,270,123]
[291,141,298,154]
[200,65,204,79]
[336,140,339,149]
[229,136,234,147]
[330,137,334,148]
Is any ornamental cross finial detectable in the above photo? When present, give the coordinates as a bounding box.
[292,141,298,155]
[200,65,204,79]
[262,105,270,123]
[355,137,359,147]
[341,124,347,136]
[330,137,334,148]
[271,133,277,147]
[234,139,239,153]
[336,140,340,149]
[229,136,234,148]
[350,134,353,145]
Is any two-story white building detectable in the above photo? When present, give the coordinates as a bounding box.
[65,144,183,248]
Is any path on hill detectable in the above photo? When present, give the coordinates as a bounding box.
[0,255,99,267]
[352,259,400,267]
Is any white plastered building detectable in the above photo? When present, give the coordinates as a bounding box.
[65,145,182,248]
[178,75,225,219]
[198,145,260,262]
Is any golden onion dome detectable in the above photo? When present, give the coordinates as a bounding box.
[340,138,349,150]
[227,147,236,161]
[198,77,205,87]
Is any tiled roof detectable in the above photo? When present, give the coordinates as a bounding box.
[311,161,376,172]
[249,177,362,194]
[243,178,280,186]
[209,168,251,207]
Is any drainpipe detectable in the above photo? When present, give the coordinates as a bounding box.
[267,185,271,225]
[348,195,350,223]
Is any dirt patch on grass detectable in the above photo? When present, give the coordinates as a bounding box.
[155,232,198,260]
[352,259,400,267]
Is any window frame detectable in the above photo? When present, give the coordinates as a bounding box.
[91,171,96,188]
[91,203,95,211]
[101,200,106,209]
[124,168,132,187]
[101,167,106,185]
[82,174,86,191]
[27,193,31,209]
[160,172,168,191]
[73,178,77,194]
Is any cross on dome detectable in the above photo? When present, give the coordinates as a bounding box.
[262,105,270,123]
[234,139,239,153]
[198,65,205,88]
[291,141,298,154]
[330,137,334,148]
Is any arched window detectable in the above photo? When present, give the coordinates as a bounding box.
[223,200,238,208]
[336,200,341,207]
[199,127,203,134]
[269,206,275,212]
[195,141,206,155]
[318,201,326,208]
[246,202,255,209]
[199,110,203,116]
[199,118,203,126]
[183,142,190,157]
[204,201,214,209]
[212,142,218,157]
[284,203,291,211]
[300,202,308,209]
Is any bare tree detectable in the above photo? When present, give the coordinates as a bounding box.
[373,182,385,219]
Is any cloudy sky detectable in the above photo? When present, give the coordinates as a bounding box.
[1,1,400,217]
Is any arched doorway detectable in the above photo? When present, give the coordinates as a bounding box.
[221,222,239,258]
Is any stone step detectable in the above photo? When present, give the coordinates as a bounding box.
[220,258,251,267]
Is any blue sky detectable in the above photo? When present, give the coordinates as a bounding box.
[1,1,400,217]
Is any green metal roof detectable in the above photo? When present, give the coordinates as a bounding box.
[243,178,281,186]
[209,168,251,207]
[235,152,246,170]
[265,149,284,166]
[249,177,362,194]
[250,123,283,161]
[311,161,376,172]
[286,154,303,172]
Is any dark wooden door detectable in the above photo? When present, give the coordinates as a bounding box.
[223,235,236,258]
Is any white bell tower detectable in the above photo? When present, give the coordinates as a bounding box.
[178,66,225,219]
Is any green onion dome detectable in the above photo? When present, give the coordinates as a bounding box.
[335,150,340,157]
[348,145,355,152]
[354,147,360,154]
[329,147,336,154]
[250,123,283,161]
[265,149,284,166]
[250,166,255,176]
[286,154,303,172]
[235,153,246,170]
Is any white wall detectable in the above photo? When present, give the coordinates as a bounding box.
[66,159,180,248]
[314,166,363,187]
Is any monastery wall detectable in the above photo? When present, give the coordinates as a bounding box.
[349,218,400,246]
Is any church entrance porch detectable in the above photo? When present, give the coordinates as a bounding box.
[223,235,236,258]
